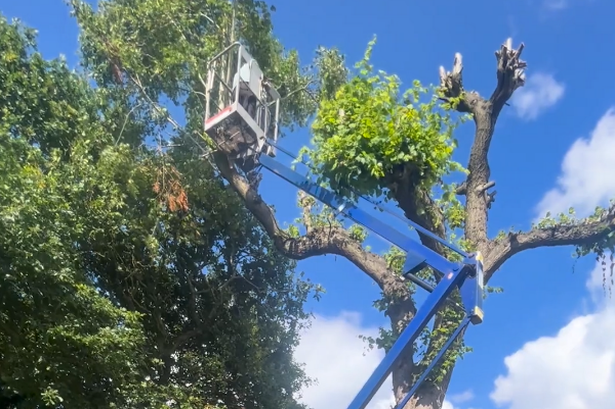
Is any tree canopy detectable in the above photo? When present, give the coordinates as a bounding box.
[0,10,319,409]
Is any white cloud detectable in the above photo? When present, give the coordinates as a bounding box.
[490,262,615,409]
[443,401,456,409]
[511,73,565,120]
[294,312,393,409]
[449,390,474,404]
[295,312,462,409]
[535,108,615,219]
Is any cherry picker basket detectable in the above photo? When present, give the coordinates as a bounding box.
[203,42,280,172]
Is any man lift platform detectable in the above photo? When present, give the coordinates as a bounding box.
[202,43,484,409]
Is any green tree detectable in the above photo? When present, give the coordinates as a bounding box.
[0,13,318,409]
[0,17,147,407]
[66,2,615,409]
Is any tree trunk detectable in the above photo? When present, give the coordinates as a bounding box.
[393,363,455,409]
[388,296,458,409]
[398,386,444,409]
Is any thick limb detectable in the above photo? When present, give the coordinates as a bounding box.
[439,39,526,246]
[484,204,615,281]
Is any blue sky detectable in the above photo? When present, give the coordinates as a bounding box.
[3,1,615,409]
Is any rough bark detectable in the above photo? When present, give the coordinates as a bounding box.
[386,167,447,256]
[438,39,526,249]
[210,38,615,409]
[483,204,615,282]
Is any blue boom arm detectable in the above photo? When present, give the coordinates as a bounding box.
[257,154,484,409]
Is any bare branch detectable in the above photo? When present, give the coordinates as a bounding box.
[485,190,497,209]
[438,53,463,97]
[130,73,181,130]
[298,191,315,232]
[438,39,527,246]
[438,53,484,114]
[212,152,411,299]
[455,181,467,195]
[475,180,496,193]
[490,38,526,112]
[484,205,615,282]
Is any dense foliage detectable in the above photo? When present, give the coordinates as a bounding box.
[0,12,317,409]
[305,39,464,203]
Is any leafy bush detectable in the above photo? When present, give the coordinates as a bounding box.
[303,39,464,201]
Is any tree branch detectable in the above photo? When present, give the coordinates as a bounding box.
[438,53,484,115]
[439,39,526,246]
[386,165,448,257]
[484,204,615,282]
[298,191,315,232]
[212,152,411,299]
[475,180,496,193]
[490,38,527,114]
[455,181,467,196]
